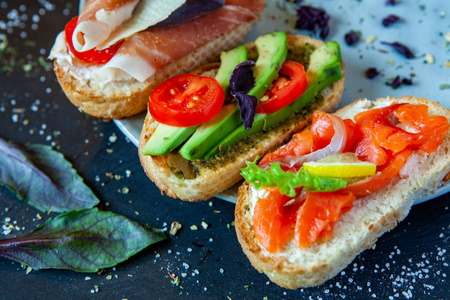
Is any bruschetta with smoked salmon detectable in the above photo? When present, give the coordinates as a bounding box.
[235,96,450,289]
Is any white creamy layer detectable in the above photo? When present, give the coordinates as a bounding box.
[49,31,150,84]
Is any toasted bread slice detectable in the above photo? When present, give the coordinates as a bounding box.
[138,35,345,201]
[235,96,450,289]
[52,22,253,119]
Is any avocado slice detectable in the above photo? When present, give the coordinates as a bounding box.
[306,40,342,84]
[142,44,248,156]
[215,45,248,96]
[142,124,198,156]
[249,31,288,99]
[179,32,288,160]
[203,41,343,160]
[179,104,241,160]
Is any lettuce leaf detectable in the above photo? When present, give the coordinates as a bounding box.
[241,160,347,197]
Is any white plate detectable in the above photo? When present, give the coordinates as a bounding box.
[113,0,450,204]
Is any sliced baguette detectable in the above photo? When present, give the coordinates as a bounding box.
[138,35,345,201]
[53,22,253,119]
[235,96,450,289]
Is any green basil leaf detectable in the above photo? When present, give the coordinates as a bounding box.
[241,160,347,197]
[0,208,167,272]
[0,138,99,213]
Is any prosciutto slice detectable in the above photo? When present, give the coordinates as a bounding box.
[73,0,141,51]
[93,0,264,82]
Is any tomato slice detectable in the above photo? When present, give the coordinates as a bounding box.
[255,61,307,114]
[252,187,300,253]
[149,74,225,127]
[295,191,355,248]
[64,17,122,64]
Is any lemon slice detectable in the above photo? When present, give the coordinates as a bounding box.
[303,153,377,178]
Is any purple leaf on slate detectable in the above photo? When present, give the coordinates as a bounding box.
[0,138,99,213]
[0,208,167,272]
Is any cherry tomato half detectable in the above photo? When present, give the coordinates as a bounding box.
[149,74,225,127]
[255,60,307,114]
[64,16,122,64]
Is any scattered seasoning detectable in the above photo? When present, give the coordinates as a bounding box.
[170,221,182,235]
[119,187,129,194]
[226,221,235,229]
[295,6,330,39]
[381,41,415,59]
[201,221,209,230]
[190,225,198,230]
[385,0,397,5]
[168,272,180,286]
[382,15,400,27]
[424,54,434,64]
[366,67,381,79]
[109,133,117,143]
[440,84,450,90]
[445,32,450,43]
[344,30,361,46]
[444,61,450,68]
[365,35,376,44]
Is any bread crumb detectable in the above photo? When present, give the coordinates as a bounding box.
[170,222,182,235]
[424,54,434,64]
[201,221,209,229]
[365,35,376,44]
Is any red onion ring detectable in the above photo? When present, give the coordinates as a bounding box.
[266,114,348,169]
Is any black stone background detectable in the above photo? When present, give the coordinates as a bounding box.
[0,1,448,299]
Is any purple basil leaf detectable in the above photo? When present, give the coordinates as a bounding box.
[344,30,360,46]
[0,138,99,213]
[382,15,400,27]
[150,0,224,29]
[381,41,415,58]
[234,92,258,130]
[0,208,167,272]
[366,67,381,79]
[229,60,258,130]
[295,6,330,39]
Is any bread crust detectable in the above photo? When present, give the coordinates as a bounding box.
[235,96,450,289]
[53,22,253,119]
[138,35,345,201]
